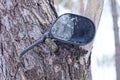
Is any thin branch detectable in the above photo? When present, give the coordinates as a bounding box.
[111,0,120,80]
[79,0,84,15]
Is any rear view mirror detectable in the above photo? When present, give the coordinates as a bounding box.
[50,13,96,45]
[20,13,96,57]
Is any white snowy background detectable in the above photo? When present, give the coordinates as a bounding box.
[55,0,120,80]
[91,0,116,80]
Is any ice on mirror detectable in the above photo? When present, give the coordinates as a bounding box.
[51,15,74,41]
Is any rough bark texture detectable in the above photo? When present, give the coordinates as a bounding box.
[111,0,120,80]
[0,0,104,80]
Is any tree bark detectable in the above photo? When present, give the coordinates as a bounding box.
[0,0,104,80]
[111,0,120,80]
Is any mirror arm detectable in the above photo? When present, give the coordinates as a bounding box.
[19,34,47,58]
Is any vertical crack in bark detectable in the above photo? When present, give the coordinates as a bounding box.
[68,64,73,80]
[0,19,2,34]
[48,0,58,18]
[66,58,73,80]
[1,43,4,55]
[42,57,47,80]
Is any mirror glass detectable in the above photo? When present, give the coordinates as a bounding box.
[50,13,95,45]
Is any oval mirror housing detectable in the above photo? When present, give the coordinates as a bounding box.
[50,13,96,45]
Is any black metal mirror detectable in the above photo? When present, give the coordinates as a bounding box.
[50,13,95,45]
[20,13,96,58]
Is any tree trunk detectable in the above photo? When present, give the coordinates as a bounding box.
[111,0,120,80]
[79,0,84,15]
[0,0,104,80]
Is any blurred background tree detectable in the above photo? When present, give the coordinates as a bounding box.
[111,0,120,80]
